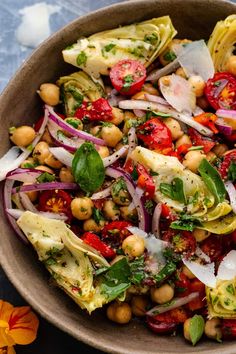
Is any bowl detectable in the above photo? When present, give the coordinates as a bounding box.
[0,0,236,353]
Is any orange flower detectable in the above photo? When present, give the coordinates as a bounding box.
[0,300,39,353]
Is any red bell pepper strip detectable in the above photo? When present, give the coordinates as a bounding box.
[74,98,113,121]
[136,163,155,199]
[188,128,215,153]
[193,113,219,134]
[81,232,116,259]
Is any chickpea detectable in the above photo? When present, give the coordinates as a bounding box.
[182,265,196,279]
[35,165,54,174]
[204,318,222,341]
[142,83,159,96]
[150,284,174,304]
[183,318,192,342]
[193,228,211,242]
[122,234,145,259]
[111,179,131,206]
[71,197,93,220]
[103,200,120,220]
[20,157,36,168]
[98,146,110,159]
[111,107,124,126]
[212,143,229,157]
[131,91,147,100]
[127,285,149,295]
[120,205,137,222]
[44,153,63,169]
[83,218,105,232]
[90,125,102,137]
[226,55,236,76]
[175,67,187,79]
[38,83,60,106]
[10,126,36,147]
[110,255,125,266]
[183,150,206,173]
[40,128,53,145]
[164,118,184,141]
[101,124,123,147]
[188,75,205,97]
[124,111,135,122]
[33,141,50,164]
[197,96,209,110]
[106,302,132,324]
[59,167,74,183]
[175,134,192,149]
[131,296,148,317]
[206,151,217,163]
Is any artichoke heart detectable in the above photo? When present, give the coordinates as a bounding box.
[57,71,105,116]
[17,211,110,313]
[208,15,236,72]
[62,17,177,78]
[200,213,236,234]
[206,279,236,318]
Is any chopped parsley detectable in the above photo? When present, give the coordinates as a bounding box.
[123,74,134,90]
[144,33,158,45]
[163,51,176,62]
[228,162,236,182]
[36,172,55,183]
[76,51,87,66]
[104,43,116,52]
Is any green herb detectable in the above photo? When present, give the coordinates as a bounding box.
[144,200,154,215]
[152,111,172,118]
[198,158,226,203]
[226,284,235,295]
[170,214,202,232]
[65,118,82,129]
[213,80,221,87]
[9,126,16,134]
[36,172,55,183]
[72,142,105,194]
[129,46,145,58]
[122,136,128,145]
[228,162,236,182]
[76,51,87,66]
[92,207,105,224]
[189,315,205,346]
[150,170,159,176]
[144,33,158,45]
[66,86,84,107]
[104,43,116,52]
[112,178,127,196]
[131,166,138,181]
[163,247,181,263]
[94,266,109,276]
[44,258,57,266]
[123,74,134,90]
[154,261,176,283]
[101,121,113,127]
[65,44,74,50]
[160,177,186,204]
[129,256,146,285]
[26,144,33,152]
[188,145,203,151]
[163,51,176,62]
[22,162,37,169]
[46,247,62,258]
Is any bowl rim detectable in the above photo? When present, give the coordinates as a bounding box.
[1,0,236,353]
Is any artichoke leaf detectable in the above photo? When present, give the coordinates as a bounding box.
[200,213,236,234]
[200,202,232,222]
[62,17,177,78]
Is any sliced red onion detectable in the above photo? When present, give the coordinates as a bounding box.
[195,246,211,263]
[124,127,137,167]
[146,58,180,81]
[6,208,68,221]
[11,193,24,210]
[193,106,204,117]
[19,192,38,213]
[225,181,236,213]
[108,89,126,107]
[3,179,28,244]
[216,109,236,130]
[91,186,111,200]
[128,187,144,211]
[46,105,106,146]
[118,100,213,137]
[215,119,233,136]
[133,109,146,118]
[152,203,162,238]
[103,145,128,167]
[213,80,228,98]
[48,120,82,152]
[0,147,30,182]
[6,168,43,183]
[146,292,199,316]
[49,147,73,167]
[145,94,170,106]
[106,167,150,232]
[6,208,25,219]
[12,182,78,194]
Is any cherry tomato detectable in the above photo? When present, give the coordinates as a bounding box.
[162,230,196,256]
[161,204,177,222]
[74,98,112,121]
[200,235,223,262]
[81,232,116,259]
[176,143,192,160]
[205,72,236,110]
[218,150,236,180]
[136,164,155,199]
[38,190,72,219]
[174,271,191,297]
[109,59,146,96]
[193,113,219,134]
[101,221,132,248]
[137,118,172,152]
[186,279,206,311]
[188,128,215,153]
[152,308,188,324]
[222,319,236,339]
[146,316,178,334]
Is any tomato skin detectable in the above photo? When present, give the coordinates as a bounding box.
[218,150,236,180]
[137,118,172,152]
[38,190,72,219]
[74,98,112,121]
[186,279,206,311]
[193,113,219,134]
[101,221,132,248]
[136,164,155,199]
[146,317,178,334]
[200,235,223,262]
[222,320,236,339]
[110,59,146,96]
[162,230,196,256]
[175,271,191,297]
[152,308,188,324]
[188,128,215,153]
[81,232,116,259]
[161,204,177,222]
[205,72,236,110]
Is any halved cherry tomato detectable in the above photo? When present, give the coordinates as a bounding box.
[162,230,196,256]
[109,59,146,96]
[222,319,236,339]
[137,118,172,152]
[74,98,112,121]
[38,190,72,219]
[193,113,219,134]
[153,308,188,324]
[101,221,132,248]
[146,317,178,334]
[205,72,236,110]
[161,204,177,222]
[81,232,116,259]
[218,150,236,180]
[174,271,191,297]
[176,143,192,159]
[136,164,155,199]
[188,128,215,153]
[186,279,206,311]
[200,235,222,262]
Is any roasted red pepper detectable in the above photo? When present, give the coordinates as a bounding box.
[186,279,206,311]
[81,232,116,259]
[200,235,223,262]
[74,98,113,121]
[193,113,219,134]
[222,319,236,339]
[174,271,191,297]
[218,150,236,180]
[136,164,155,199]
[101,221,132,248]
[188,128,215,153]
[153,308,188,324]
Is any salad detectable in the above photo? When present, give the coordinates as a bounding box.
[1,14,236,346]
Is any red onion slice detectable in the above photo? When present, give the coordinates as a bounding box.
[145,94,170,106]
[0,147,31,181]
[133,109,145,117]
[91,186,111,200]
[124,127,137,167]
[6,168,43,183]
[225,181,236,214]
[19,192,38,213]
[103,145,128,167]
[216,109,236,130]
[215,119,233,136]
[12,182,78,194]
[146,58,180,81]
[49,147,73,167]
[48,120,83,152]
[152,203,162,238]
[46,105,106,146]
[213,80,228,98]
[146,292,199,316]
[6,208,68,221]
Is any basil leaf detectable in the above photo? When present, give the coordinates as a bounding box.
[154,261,176,283]
[198,158,226,203]
[160,177,186,204]
[171,214,202,231]
[72,142,105,194]
[92,207,105,224]
[36,172,55,183]
[129,256,146,285]
[228,162,236,182]
[189,314,205,346]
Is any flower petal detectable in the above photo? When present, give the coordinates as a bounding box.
[8,307,39,345]
[0,302,14,323]
[0,321,15,348]
[0,346,16,354]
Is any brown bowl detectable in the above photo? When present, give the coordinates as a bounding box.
[0,0,236,353]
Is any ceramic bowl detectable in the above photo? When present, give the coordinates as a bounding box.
[0,0,236,353]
